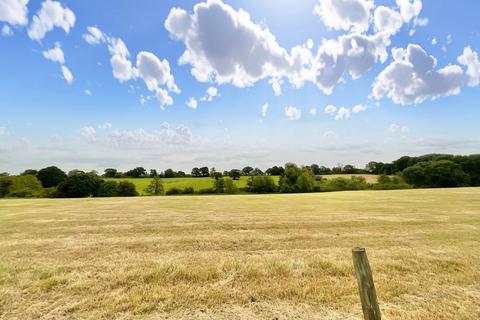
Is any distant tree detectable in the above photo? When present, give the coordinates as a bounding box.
[279,164,316,193]
[366,161,384,174]
[36,166,67,188]
[145,177,165,196]
[251,168,264,176]
[210,168,222,180]
[318,166,331,174]
[214,177,237,194]
[242,166,254,176]
[199,166,209,177]
[125,167,147,178]
[191,167,201,177]
[214,177,225,193]
[164,169,176,178]
[116,181,138,196]
[424,160,469,188]
[57,173,102,198]
[0,177,13,198]
[68,169,85,176]
[176,171,187,177]
[342,165,356,174]
[331,165,343,174]
[393,156,412,173]
[21,169,38,176]
[149,169,158,178]
[8,175,44,198]
[266,166,285,176]
[228,169,242,180]
[98,181,119,197]
[310,164,320,175]
[402,164,427,187]
[0,172,9,177]
[296,170,316,192]
[248,176,277,193]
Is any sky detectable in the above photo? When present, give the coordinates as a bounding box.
[1,0,479,173]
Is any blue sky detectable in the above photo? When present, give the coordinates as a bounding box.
[1,0,479,173]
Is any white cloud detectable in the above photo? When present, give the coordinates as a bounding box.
[61,65,73,84]
[314,0,373,33]
[324,104,337,114]
[458,46,480,87]
[82,26,104,45]
[352,104,368,113]
[98,122,112,130]
[136,51,179,94]
[106,123,192,147]
[200,86,219,102]
[374,6,403,36]
[156,88,173,107]
[28,0,75,41]
[84,89,92,96]
[186,97,198,109]
[0,127,12,136]
[389,123,410,133]
[81,126,96,142]
[42,43,64,64]
[0,0,29,26]
[269,78,282,96]
[309,108,317,116]
[372,44,464,105]
[431,37,437,45]
[285,106,301,120]
[261,103,268,117]
[334,107,351,120]
[396,0,422,23]
[1,24,13,36]
[49,134,63,145]
[108,37,135,83]
[165,0,312,90]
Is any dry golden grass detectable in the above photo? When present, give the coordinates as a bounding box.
[0,188,479,319]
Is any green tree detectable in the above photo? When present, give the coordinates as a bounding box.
[98,181,119,197]
[164,169,176,178]
[242,166,254,176]
[57,173,103,198]
[125,167,147,178]
[116,181,138,196]
[199,167,210,177]
[248,176,277,193]
[36,166,67,188]
[228,169,241,180]
[402,164,427,187]
[145,177,165,195]
[0,177,13,198]
[9,175,44,198]
[191,167,201,177]
[21,169,38,176]
[104,168,118,178]
[296,171,316,192]
[223,177,237,194]
[424,160,469,188]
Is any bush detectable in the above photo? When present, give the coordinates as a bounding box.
[248,176,277,193]
[0,177,13,198]
[116,181,138,197]
[36,166,67,188]
[57,173,103,198]
[372,175,412,190]
[197,188,216,194]
[319,176,371,192]
[42,187,59,198]
[97,181,119,197]
[182,186,195,194]
[278,164,316,193]
[8,175,44,198]
[166,187,182,195]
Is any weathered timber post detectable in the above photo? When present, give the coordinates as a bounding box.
[352,247,381,320]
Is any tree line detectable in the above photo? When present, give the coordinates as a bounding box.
[0,153,479,198]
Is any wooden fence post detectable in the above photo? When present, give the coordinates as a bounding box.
[352,247,381,320]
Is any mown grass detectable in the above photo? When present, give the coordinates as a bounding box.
[0,188,479,319]
[106,174,378,194]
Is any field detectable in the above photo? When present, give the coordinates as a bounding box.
[0,188,479,319]
[106,174,379,194]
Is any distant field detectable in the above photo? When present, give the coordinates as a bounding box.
[106,174,378,194]
[0,188,479,319]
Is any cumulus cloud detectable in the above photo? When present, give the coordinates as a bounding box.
[81,126,96,142]
[186,97,198,109]
[372,44,464,105]
[314,0,373,33]
[83,26,179,107]
[269,78,283,96]
[84,89,92,96]
[261,103,268,117]
[200,86,219,102]
[98,122,112,130]
[389,123,409,133]
[285,106,301,120]
[28,0,75,41]
[334,107,351,120]
[106,123,193,147]
[324,104,337,114]
[374,6,403,36]
[42,43,64,64]
[165,0,312,90]
[309,108,317,116]
[396,0,422,23]
[61,65,73,84]
[1,24,13,36]
[352,104,368,113]
[0,0,29,26]
[82,26,104,45]
[458,46,480,87]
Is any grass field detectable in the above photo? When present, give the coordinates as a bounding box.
[1,188,479,319]
[107,174,378,194]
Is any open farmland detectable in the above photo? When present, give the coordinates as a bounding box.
[106,174,379,195]
[0,188,479,319]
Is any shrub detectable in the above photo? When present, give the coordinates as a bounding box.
[116,181,138,197]
[248,176,277,193]
[166,187,182,195]
[319,176,371,192]
[8,175,44,198]
[197,188,216,194]
[0,177,13,198]
[182,187,195,194]
[223,177,237,194]
[278,164,316,193]
[372,175,412,190]
[97,181,119,197]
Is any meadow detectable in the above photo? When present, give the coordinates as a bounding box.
[0,188,479,319]
[106,174,379,195]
